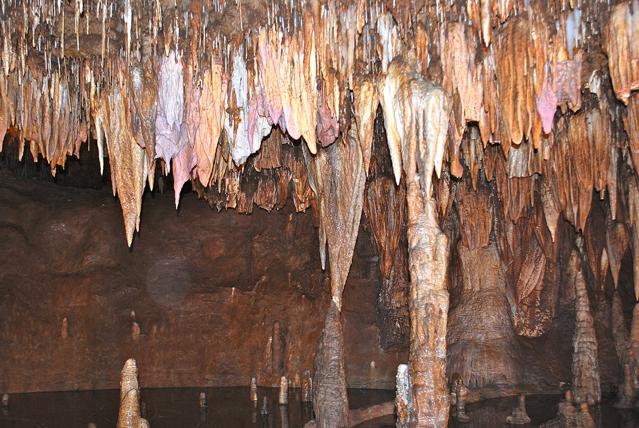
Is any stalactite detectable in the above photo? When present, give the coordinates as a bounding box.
[628,178,639,300]
[0,0,630,253]
[455,178,492,250]
[510,204,560,338]
[495,18,535,147]
[155,50,185,168]
[353,78,378,175]
[304,125,366,310]
[194,62,226,186]
[606,219,629,289]
[131,63,158,191]
[570,251,601,405]
[363,176,409,348]
[95,64,148,247]
[604,0,639,104]
[364,176,405,278]
[626,96,639,179]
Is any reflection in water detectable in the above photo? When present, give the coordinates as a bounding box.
[449,394,639,428]
[0,388,391,428]
[2,389,638,427]
[279,405,289,428]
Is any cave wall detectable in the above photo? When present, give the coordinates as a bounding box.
[0,162,632,399]
[0,169,404,393]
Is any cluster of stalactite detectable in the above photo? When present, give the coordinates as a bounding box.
[0,0,635,246]
[2,0,639,426]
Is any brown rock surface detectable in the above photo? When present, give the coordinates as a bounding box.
[0,169,403,393]
[447,242,522,388]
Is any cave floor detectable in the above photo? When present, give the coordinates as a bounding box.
[1,389,638,427]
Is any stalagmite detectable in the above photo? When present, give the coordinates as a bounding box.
[570,251,601,405]
[272,321,283,380]
[505,394,531,425]
[629,178,639,300]
[576,403,595,428]
[250,377,258,402]
[395,364,415,427]
[540,390,579,428]
[278,376,288,405]
[626,305,639,396]
[280,404,290,428]
[513,232,549,337]
[117,359,150,428]
[615,363,634,408]
[301,370,312,403]
[131,321,140,341]
[612,292,630,370]
[453,377,470,423]
[364,175,409,348]
[312,302,348,428]
[61,316,69,339]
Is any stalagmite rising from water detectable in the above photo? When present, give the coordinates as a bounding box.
[117,359,150,428]
[570,251,601,405]
[312,302,348,428]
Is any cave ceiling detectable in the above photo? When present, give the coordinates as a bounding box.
[0,0,637,287]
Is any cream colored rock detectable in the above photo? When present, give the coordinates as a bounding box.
[117,359,150,428]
